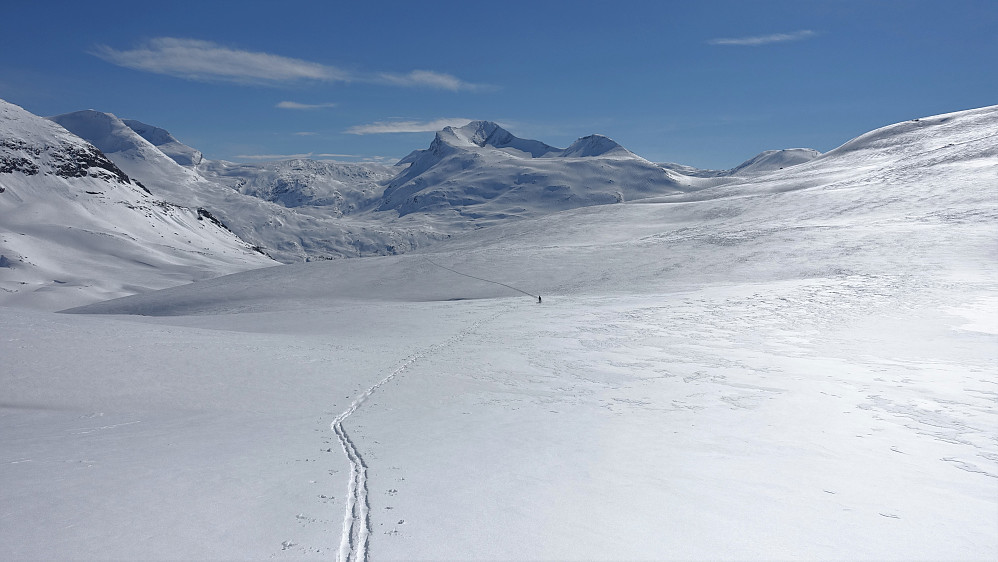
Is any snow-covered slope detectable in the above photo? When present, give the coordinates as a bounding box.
[123,118,203,167]
[5,105,992,560]
[661,147,821,180]
[0,100,275,310]
[380,120,687,219]
[52,114,708,264]
[51,109,431,263]
[728,147,821,175]
[74,105,998,314]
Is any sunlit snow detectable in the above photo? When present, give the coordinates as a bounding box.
[1,103,996,560]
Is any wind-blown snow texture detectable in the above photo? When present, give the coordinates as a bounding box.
[2,103,997,560]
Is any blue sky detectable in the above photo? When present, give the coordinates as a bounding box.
[2,0,994,168]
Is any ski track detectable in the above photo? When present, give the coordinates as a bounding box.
[332,306,511,562]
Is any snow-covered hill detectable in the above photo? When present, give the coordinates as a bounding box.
[728,147,821,175]
[0,100,275,310]
[2,105,994,560]
[660,147,822,179]
[380,120,687,219]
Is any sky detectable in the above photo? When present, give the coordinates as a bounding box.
[1,0,994,169]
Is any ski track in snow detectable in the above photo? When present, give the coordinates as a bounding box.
[331,306,511,562]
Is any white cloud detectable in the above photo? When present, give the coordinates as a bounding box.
[92,38,482,90]
[293,131,318,136]
[345,118,473,135]
[235,152,371,160]
[277,101,338,109]
[375,70,482,92]
[708,30,816,46]
[92,38,349,84]
[235,152,318,160]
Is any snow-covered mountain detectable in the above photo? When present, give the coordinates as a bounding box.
[9,98,991,316]
[0,100,275,310]
[8,105,992,560]
[727,147,821,175]
[122,118,204,167]
[198,158,394,211]
[380,120,687,218]
[50,108,433,264]
[661,147,822,179]
[47,112,735,269]
[73,104,998,314]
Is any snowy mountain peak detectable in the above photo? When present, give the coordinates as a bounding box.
[455,120,511,147]
[561,134,631,158]
[122,119,203,167]
[436,121,560,158]
[1,100,131,185]
[380,120,683,218]
[46,110,150,156]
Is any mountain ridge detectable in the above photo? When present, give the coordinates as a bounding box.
[7,96,994,310]
[0,99,275,309]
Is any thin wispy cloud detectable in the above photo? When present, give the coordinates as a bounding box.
[277,101,338,109]
[92,38,348,84]
[92,38,482,90]
[293,131,318,136]
[346,118,473,135]
[235,152,317,160]
[708,30,816,46]
[376,70,481,92]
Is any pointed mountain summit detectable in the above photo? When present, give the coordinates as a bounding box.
[439,121,561,158]
[561,134,633,158]
[380,121,686,219]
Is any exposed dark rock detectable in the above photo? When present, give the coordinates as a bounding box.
[51,143,131,184]
[197,208,231,232]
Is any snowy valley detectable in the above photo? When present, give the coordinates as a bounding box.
[1,100,996,560]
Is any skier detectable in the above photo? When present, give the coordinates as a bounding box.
[537,295,542,304]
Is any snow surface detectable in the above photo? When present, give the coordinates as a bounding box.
[1,105,996,560]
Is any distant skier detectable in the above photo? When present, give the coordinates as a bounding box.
[537,295,542,304]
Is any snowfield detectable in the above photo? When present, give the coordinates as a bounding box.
[1,105,996,560]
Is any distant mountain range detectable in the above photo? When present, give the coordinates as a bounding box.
[2,97,831,307]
